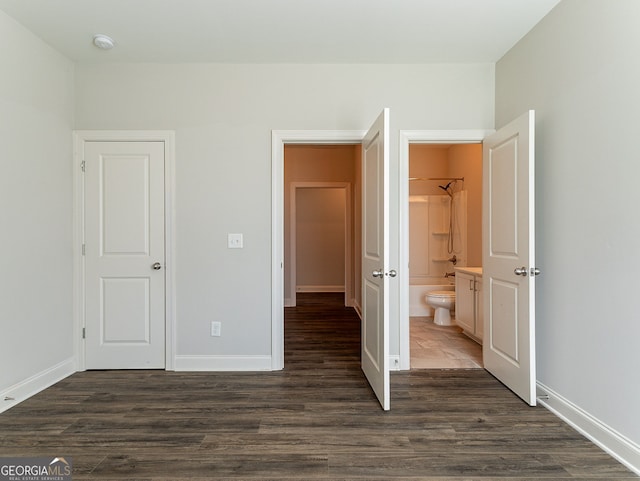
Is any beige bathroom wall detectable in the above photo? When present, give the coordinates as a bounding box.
[408,145,449,195]
[408,143,482,269]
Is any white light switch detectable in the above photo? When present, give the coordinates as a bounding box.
[228,233,243,249]
[211,321,221,337]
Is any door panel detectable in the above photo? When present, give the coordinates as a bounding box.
[361,109,390,410]
[102,155,151,254]
[85,141,166,369]
[483,110,536,405]
[101,278,151,343]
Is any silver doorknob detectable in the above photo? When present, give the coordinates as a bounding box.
[514,266,528,276]
[372,270,384,278]
[530,267,541,276]
[152,262,162,270]
[386,270,397,278]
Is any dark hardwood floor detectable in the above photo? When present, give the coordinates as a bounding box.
[0,293,636,480]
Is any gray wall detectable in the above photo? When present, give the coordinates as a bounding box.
[2,0,638,470]
[0,10,75,401]
[74,63,495,360]
[496,0,640,454]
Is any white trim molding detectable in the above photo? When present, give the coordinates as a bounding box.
[175,355,272,371]
[537,382,640,475]
[398,129,493,371]
[73,130,177,371]
[0,358,75,414]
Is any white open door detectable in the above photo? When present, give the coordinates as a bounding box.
[361,109,391,410]
[483,110,537,406]
[84,141,166,369]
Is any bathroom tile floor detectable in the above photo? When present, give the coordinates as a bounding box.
[410,316,483,369]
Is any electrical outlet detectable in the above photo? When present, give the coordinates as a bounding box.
[228,233,243,249]
[211,321,221,337]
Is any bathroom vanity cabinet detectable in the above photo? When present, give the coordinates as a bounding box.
[455,267,483,344]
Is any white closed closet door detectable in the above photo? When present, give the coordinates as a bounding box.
[84,141,166,369]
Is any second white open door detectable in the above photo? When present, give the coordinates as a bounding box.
[361,109,391,411]
[483,110,537,406]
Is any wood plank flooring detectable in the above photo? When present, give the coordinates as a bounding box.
[0,293,636,480]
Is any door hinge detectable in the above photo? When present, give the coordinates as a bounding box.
[82,244,85,256]
[81,161,85,172]
[82,327,86,339]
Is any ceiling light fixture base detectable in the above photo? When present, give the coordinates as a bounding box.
[93,34,115,50]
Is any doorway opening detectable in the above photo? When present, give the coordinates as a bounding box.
[288,184,352,307]
[271,131,365,371]
[283,145,362,365]
[407,142,483,369]
[398,130,493,371]
[286,181,353,308]
[284,144,361,308]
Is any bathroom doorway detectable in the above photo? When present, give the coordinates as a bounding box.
[399,130,491,370]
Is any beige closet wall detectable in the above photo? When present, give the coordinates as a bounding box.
[296,188,346,291]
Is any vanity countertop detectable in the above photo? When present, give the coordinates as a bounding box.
[455,266,483,276]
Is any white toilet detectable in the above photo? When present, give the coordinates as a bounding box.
[425,291,456,326]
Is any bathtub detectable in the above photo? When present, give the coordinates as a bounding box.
[409,276,455,317]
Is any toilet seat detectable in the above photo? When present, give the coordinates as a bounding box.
[427,290,455,299]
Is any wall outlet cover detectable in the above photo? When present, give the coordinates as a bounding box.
[228,233,243,249]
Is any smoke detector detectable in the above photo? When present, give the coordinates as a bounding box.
[93,34,115,50]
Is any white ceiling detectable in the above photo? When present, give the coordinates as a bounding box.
[0,0,561,63]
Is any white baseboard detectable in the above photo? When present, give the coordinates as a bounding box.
[296,285,344,293]
[0,358,75,414]
[174,355,272,371]
[537,381,640,475]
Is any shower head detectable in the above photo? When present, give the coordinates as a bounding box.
[439,182,454,197]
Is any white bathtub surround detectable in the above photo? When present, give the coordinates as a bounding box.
[409,192,467,317]
[409,193,467,276]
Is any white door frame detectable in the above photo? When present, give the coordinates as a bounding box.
[73,130,176,371]
[398,129,493,370]
[288,182,352,307]
[272,130,365,370]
